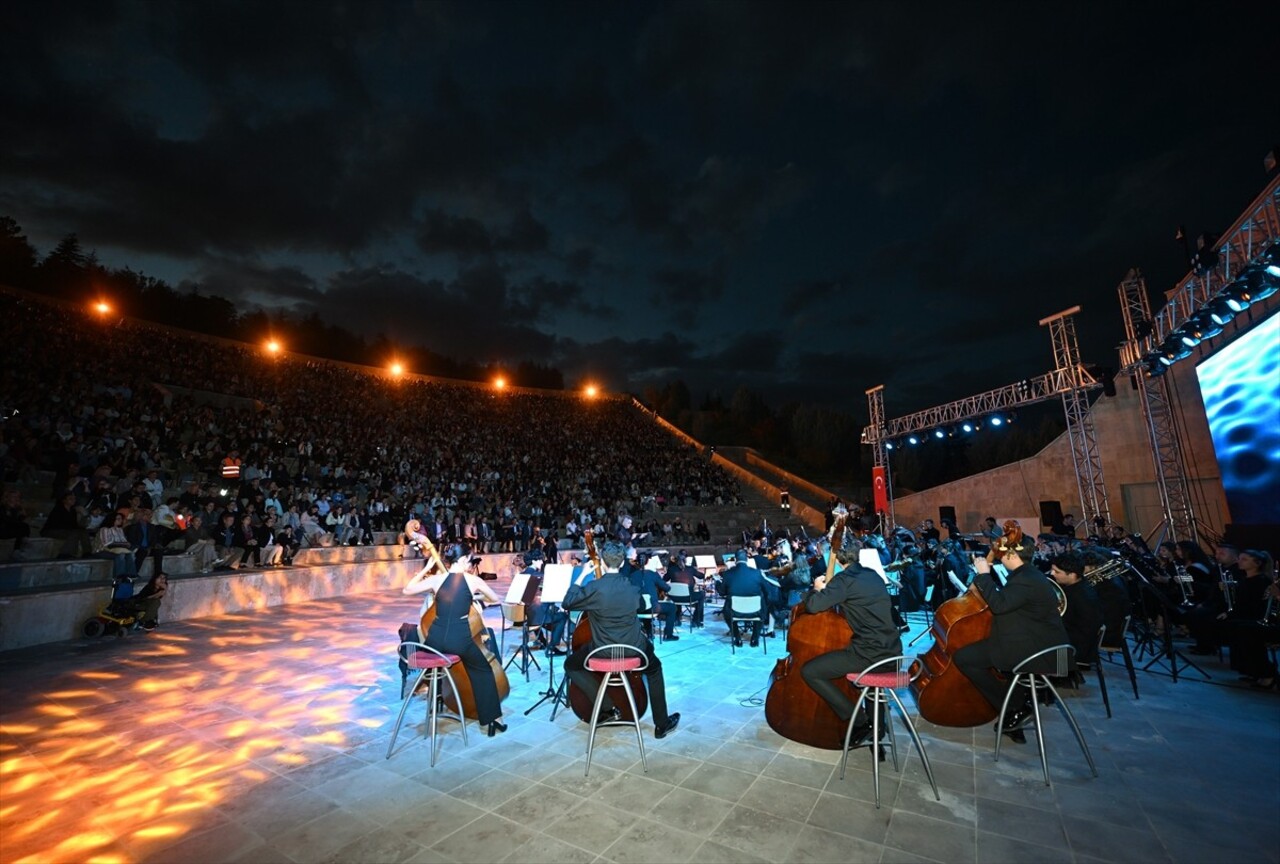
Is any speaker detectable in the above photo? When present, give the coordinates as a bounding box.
[938,506,956,526]
[1039,500,1063,528]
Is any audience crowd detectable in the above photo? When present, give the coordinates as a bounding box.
[0,293,743,571]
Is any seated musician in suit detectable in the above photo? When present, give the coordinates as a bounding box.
[422,557,508,737]
[1049,552,1104,668]
[800,544,902,746]
[954,530,1070,742]
[627,550,680,641]
[722,550,771,647]
[562,541,680,739]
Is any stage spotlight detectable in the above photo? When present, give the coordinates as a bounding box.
[584,384,599,398]
[1260,245,1280,279]
[494,376,506,390]
[989,416,1004,427]
[1208,297,1236,327]
[885,441,895,451]
[1192,310,1224,339]
[1144,356,1167,377]
[1245,266,1278,302]
[1178,324,1203,348]
[264,339,281,355]
[933,428,946,440]
[1224,273,1259,313]
[389,361,404,377]
[961,421,975,434]
[907,434,920,445]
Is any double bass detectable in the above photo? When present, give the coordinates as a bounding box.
[908,521,1030,728]
[565,530,649,722]
[764,508,859,749]
[415,536,510,719]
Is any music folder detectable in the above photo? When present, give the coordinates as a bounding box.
[505,572,530,605]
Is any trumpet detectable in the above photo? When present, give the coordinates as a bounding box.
[1083,557,1128,586]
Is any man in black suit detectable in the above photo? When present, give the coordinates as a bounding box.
[563,542,680,739]
[954,532,1069,740]
[626,550,679,641]
[722,550,770,647]
[800,546,903,744]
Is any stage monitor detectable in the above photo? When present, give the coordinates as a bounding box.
[1195,309,1280,526]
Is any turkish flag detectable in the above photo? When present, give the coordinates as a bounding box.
[872,466,889,515]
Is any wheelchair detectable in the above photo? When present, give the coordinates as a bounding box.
[81,576,146,638]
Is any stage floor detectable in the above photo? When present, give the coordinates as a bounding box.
[1,592,1277,864]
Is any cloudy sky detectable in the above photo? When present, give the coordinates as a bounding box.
[2,1,1277,417]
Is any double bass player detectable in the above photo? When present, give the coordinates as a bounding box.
[799,531,903,748]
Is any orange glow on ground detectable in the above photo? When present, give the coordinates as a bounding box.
[0,595,408,863]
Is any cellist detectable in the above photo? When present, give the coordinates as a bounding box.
[799,535,903,748]
[953,524,1068,743]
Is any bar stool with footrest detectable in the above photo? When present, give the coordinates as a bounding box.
[583,643,649,777]
[994,643,1099,786]
[387,641,467,766]
[839,655,940,809]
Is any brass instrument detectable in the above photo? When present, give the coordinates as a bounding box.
[1218,563,1237,613]
[1049,578,1068,617]
[1083,557,1128,586]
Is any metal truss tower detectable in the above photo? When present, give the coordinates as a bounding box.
[1041,307,1110,527]
[1117,269,1197,544]
[861,307,1106,529]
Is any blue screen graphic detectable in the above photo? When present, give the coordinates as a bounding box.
[1195,311,1280,525]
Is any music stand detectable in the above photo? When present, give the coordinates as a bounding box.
[525,564,573,716]
[503,572,542,680]
[1128,566,1209,683]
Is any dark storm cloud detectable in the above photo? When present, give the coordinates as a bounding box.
[2,0,1276,414]
[417,208,550,259]
[651,261,725,312]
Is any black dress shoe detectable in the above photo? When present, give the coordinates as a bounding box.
[664,633,680,641]
[1001,709,1034,732]
[1002,728,1027,745]
[596,707,622,725]
[655,713,681,739]
[732,638,743,648]
[487,720,508,737]
[846,722,873,748]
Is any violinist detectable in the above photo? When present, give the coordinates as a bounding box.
[422,556,508,737]
[665,552,705,628]
[563,541,681,739]
[799,544,902,746]
[954,527,1068,743]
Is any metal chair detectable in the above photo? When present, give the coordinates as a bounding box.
[1098,614,1140,702]
[840,655,940,809]
[387,641,467,766]
[665,581,697,633]
[994,644,1099,786]
[583,643,649,777]
[638,594,659,642]
[726,595,767,654]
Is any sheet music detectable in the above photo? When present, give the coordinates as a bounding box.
[571,563,595,586]
[505,571,531,604]
[694,555,718,570]
[542,564,573,603]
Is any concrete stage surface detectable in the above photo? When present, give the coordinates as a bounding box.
[1,592,1277,864]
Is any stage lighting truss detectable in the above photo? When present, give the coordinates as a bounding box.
[1121,178,1279,377]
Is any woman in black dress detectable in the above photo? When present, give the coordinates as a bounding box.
[425,570,507,736]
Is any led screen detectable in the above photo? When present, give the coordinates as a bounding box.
[1195,310,1280,525]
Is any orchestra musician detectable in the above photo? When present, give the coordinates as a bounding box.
[404,551,500,619]
[722,549,772,647]
[1048,552,1104,668]
[421,556,508,736]
[798,543,902,747]
[665,551,705,628]
[562,541,681,739]
[953,528,1069,743]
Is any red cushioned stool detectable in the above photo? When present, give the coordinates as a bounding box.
[840,654,940,808]
[387,641,467,766]
[584,643,649,777]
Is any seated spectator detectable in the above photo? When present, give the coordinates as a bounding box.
[41,491,90,557]
[130,571,168,630]
[180,512,218,572]
[1,488,31,548]
[212,512,244,570]
[125,507,162,572]
[93,512,138,578]
[234,513,262,567]
[152,496,181,547]
[275,524,301,565]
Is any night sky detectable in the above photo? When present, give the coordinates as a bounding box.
[2,1,1277,419]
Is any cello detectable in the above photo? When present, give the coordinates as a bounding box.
[565,530,649,722]
[414,536,510,720]
[908,521,1029,728]
[764,508,860,750]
